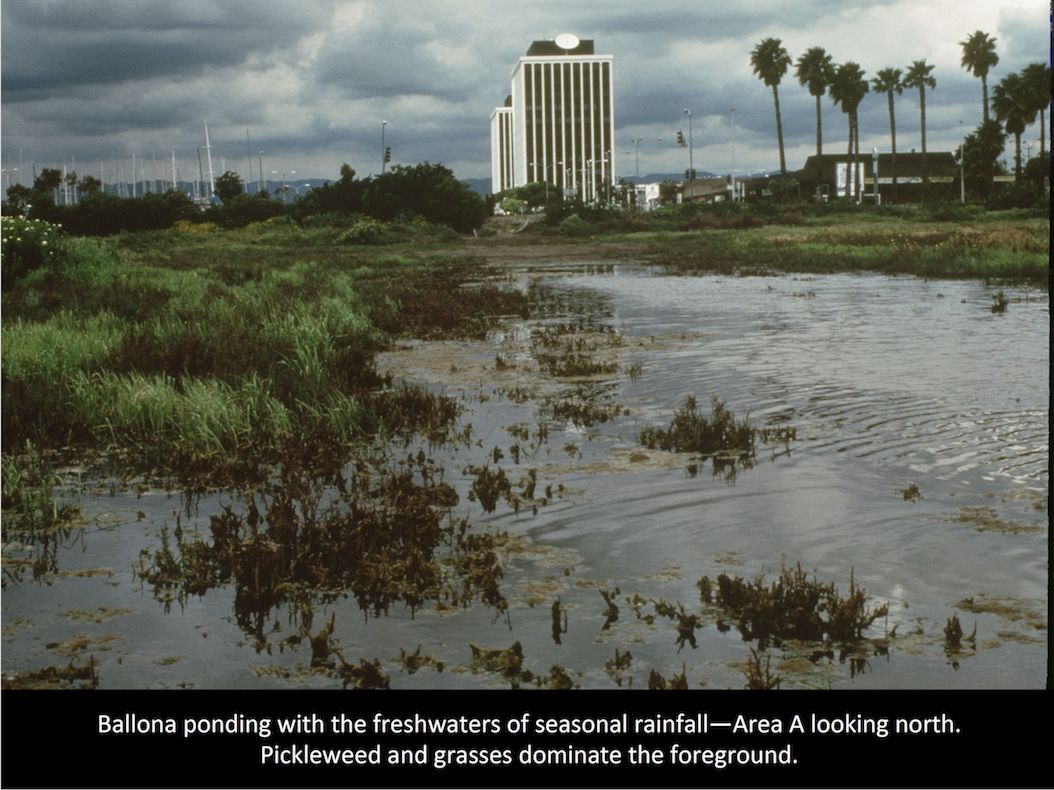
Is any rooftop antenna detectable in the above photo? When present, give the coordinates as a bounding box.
[203,121,216,199]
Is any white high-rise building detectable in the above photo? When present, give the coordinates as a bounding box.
[490,36,614,202]
[490,101,514,194]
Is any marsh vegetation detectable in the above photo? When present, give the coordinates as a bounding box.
[1,211,1047,689]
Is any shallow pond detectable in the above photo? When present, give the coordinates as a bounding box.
[2,264,1047,689]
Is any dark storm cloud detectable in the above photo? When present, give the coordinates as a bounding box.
[1,0,1048,181]
[311,4,521,104]
[1,0,334,98]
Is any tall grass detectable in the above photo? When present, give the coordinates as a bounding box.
[1,222,526,479]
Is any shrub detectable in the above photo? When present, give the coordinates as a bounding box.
[702,564,888,648]
[336,217,391,245]
[640,395,754,457]
[558,213,593,237]
[1,217,64,287]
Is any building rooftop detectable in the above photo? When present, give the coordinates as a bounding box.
[796,152,957,179]
[526,39,595,56]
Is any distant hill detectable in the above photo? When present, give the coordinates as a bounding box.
[463,177,492,196]
[624,172,717,183]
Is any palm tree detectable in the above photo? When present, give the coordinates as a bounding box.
[960,31,999,123]
[871,67,904,195]
[992,72,1037,180]
[751,38,793,175]
[795,47,835,157]
[904,60,936,192]
[1020,62,1051,158]
[829,62,869,200]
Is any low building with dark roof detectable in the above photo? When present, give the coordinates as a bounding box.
[792,152,959,203]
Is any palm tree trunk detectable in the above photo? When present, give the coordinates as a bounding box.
[920,87,929,194]
[772,84,787,175]
[1014,132,1022,181]
[815,94,823,156]
[845,113,853,200]
[887,91,898,198]
[854,112,862,201]
[981,75,989,124]
[1040,109,1046,158]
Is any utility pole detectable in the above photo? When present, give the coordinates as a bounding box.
[381,120,388,174]
[683,108,694,180]
[872,147,880,205]
[730,108,737,201]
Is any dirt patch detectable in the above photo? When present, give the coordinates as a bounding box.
[985,489,1047,512]
[643,565,684,583]
[947,506,1045,535]
[55,567,117,579]
[541,446,687,478]
[62,607,134,624]
[47,633,123,657]
[954,594,1047,631]
[1,618,33,637]
[465,238,649,268]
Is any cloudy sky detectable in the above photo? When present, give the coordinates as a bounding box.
[1,0,1049,188]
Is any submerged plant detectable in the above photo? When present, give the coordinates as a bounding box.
[900,483,922,502]
[701,564,888,649]
[742,647,781,690]
[641,395,754,456]
[136,450,508,646]
[640,395,759,481]
[605,648,633,686]
[648,664,689,690]
[1,442,82,584]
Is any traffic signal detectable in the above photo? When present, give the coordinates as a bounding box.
[676,130,685,146]
[384,146,391,163]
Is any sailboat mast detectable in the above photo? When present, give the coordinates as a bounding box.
[204,121,216,199]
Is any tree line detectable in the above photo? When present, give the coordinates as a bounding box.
[750,31,1050,201]
[3,161,488,235]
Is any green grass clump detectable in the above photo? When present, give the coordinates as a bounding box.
[640,395,755,458]
[640,214,1048,283]
[2,223,525,481]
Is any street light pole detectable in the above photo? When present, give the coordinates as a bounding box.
[872,147,880,205]
[730,108,737,201]
[381,120,388,174]
[683,108,694,180]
